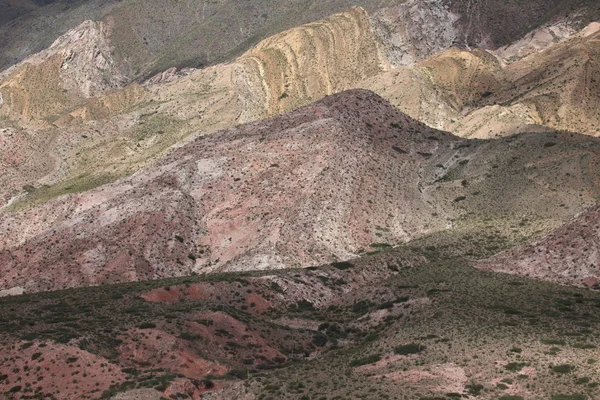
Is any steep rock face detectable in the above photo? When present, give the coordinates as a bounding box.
[443,0,600,50]
[478,205,600,287]
[492,18,588,64]
[370,0,459,67]
[0,20,126,120]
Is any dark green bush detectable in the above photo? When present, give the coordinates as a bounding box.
[504,362,527,372]
[349,354,381,367]
[394,343,425,355]
[552,364,575,374]
[551,394,587,400]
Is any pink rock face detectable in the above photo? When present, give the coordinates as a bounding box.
[0,90,455,294]
[0,341,125,399]
[478,205,600,286]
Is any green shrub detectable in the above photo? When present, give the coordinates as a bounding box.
[572,343,596,349]
[465,383,484,395]
[551,394,587,400]
[370,243,392,248]
[394,343,425,355]
[574,377,590,385]
[552,364,575,374]
[504,362,527,372]
[332,261,354,270]
[349,354,381,367]
[542,339,566,345]
[509,347,522,353]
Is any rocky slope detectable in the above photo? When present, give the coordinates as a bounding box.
[2,90,600,295]
[2,0,598,82]
[1,245,600,399]
[2,4,600,213]
[478,204,600,287]
[0,19,126,120]
[0,90,454,293]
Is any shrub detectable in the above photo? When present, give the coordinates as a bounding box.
[504,362,527,372]
[179,332,202,340]
[499,396,524,400]
[574,377,590,385]
[572,343,596,349]
[551,395,587,400]
[552,364,575,374]
[465,383,484,396]
[332,261,354,270]
[509,347,522,353]
[370,243,392,248]
[312,334,327,347]
[349,354,381,367]
[542,339,566,345]
[394,343,425,355]
[139,322,157,329]
[203,379,214,389]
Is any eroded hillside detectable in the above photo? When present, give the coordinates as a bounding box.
[1,245,600,399]
[2,90,600,295]
[2,0,598,81]
[2,3,600,213]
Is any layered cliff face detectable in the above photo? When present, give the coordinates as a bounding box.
[234,7,386,120]
[479,24,600,137]
[371,21,600,138]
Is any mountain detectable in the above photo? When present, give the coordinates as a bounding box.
[2,2,600,399]
[2,0,599,83]
[2,90,600,295]
[2,4,600,215]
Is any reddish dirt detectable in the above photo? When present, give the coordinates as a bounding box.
[141,281,272,315]
[118,328,227,380]
[0,341,125,399]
